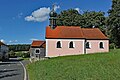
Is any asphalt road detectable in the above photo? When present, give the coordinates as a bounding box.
[0,58,25,80]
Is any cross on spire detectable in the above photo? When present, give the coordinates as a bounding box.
[49,4,57,29]
[52,4,56,12]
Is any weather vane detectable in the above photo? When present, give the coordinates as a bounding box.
[52,4,56,11]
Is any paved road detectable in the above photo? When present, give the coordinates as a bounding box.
[0,58,25,80]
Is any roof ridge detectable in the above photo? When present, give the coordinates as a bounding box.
[40,41,46,46]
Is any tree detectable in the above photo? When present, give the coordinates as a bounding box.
[56,9,82,26]
[8,44,30,51]
[82,11,105,29]
[9,50,15,58]
[107,0,120,48]
[56,9,106,32]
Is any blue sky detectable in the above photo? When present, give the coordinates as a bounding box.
[0,0,112,44]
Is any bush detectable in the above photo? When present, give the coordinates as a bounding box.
[22,52,30,58]
[15,51,30,58]
[15,52,23,57]
[9,50,17,58]
[109,43,117,49]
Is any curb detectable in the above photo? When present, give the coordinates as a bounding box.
[19,61,27,80]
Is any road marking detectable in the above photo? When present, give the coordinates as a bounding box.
[19,61,27,80]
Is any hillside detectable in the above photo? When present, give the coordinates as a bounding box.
[27,49,120,80]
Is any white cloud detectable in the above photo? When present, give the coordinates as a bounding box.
[12,12,23,20]
[25,16,35,21]
[9,40,12,43]
[18,12,23,18]
[75,8,80,13]
[25,7,51,22]
[25,5,60,22]
[54,5,60,11]
[9,40,18,43]
[0,39,5,43]
[0,39,6,43]
[30,38,39,41]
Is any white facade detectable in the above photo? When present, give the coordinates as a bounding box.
[0,45,9,60]
[45,39,85,57]
[45,39,109,57]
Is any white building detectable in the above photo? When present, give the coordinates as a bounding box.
[30,41,46,60]
[0,41,9,60]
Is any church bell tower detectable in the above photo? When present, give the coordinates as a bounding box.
[49,5,57,29]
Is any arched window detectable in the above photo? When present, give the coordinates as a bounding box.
[69,41,74,48]
[86,42,90,48]
[57,41,61,48]
[36,49,40,53]
[100,42,104,48]
[35,49,40,54]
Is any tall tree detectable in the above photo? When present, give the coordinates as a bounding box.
[56,9,106,32]
[56,9,82,26]
[82,11,105,29]
[8,44,30,51]
[107,0,120,48]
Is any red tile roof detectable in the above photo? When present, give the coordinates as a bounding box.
[82,28,108,39]
[46,26,84,39]
[46,26,108,39]
[31,41,46,48]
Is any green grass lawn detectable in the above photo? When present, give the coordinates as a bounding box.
[27,49,120,80]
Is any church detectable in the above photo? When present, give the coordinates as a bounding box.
[30,6,109,58]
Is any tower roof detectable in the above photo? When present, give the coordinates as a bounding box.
[49,4,57,17]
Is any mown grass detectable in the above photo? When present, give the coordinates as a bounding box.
[27,49,120,80]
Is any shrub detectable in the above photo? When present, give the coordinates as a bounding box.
[15,51,30,58]
[109,43,117,49]
[9,50,16,58]
[22,52,30,58]
[15,52,23,57]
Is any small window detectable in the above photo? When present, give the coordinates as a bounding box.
[57,41,61,48]
[86,42,90,48]
[69,41,74,48]
[36,49,40,53]
[36,54,39,58]
[100,42,104,48]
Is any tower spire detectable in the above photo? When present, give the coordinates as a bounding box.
[52,4,55,11]
[49,4,57,29]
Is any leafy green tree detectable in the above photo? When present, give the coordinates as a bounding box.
[9,50,16,58]
[107,0,120,48]
[8,44,30,51]
[82,11,105,28]
[56,9,82,26]
[56,9,106,32]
